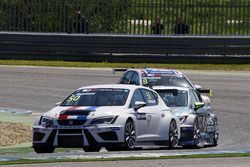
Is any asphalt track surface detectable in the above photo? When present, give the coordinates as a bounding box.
[0,66,250,165]
[6,157,250,167]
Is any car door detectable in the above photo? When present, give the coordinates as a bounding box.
[139,89,163,140]
[130,88,150,140]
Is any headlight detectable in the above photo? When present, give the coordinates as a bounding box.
[178,116,187,124]
[40,116,54,128]
[91,116,117,125]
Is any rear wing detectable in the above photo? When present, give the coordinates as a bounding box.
[112,68,128,74]
[198,89,213,97]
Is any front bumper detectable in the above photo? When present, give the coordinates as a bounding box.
[178,126,195,145]
[33,125,124,148]
[178,125,219,146]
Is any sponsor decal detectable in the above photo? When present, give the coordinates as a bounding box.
[144,68,177,75]
[137,113,147,120]
[110,127,121,131]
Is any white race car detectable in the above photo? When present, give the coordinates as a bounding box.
[115,68,212,104]
[154,86,218,148]
[33,84,180,153]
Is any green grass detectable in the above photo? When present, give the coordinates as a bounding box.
[0,113,35,126]
[0,145,80,155]
[0,60,250,70]
[0,145,33,155]
[1,152,250,165]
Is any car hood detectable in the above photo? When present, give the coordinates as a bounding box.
[170,107,191,117]
[43,106,125,119]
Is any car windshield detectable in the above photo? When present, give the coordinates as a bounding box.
[61,88,130,106]
[157,89,188,107]
[142,75,193,88]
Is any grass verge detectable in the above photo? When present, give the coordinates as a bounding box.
[0,146,80,155]
[1,153,250,165]
[0,113,35,126]
[0,60,250,71]
[0,145,33,155]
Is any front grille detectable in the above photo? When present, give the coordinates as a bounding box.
[57,120,86,126]
[58,129,82,134]
[180,127,194,138]
[60,110,92,116]
[58,136,83,147]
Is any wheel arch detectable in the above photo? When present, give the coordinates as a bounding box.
[185,114,197,126]
[123,117,136,133]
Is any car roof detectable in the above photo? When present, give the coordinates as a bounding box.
[77,84,147,91]
[128,68,183,76]
[152,86,189,91]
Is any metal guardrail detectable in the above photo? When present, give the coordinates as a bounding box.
[0,32,250,64]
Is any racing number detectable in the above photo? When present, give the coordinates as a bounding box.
[67,95,80,102]
[142,79,148,85]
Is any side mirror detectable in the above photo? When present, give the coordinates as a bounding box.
[194,102,204,111]
[194,84,202,90]
[134,101,146,110]
[55,102,62,106]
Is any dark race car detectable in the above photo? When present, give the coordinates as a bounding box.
[154,86,218,147]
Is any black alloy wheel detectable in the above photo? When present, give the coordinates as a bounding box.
[124,120,136,150]
[193,118,201,148]
[169,119,179,149]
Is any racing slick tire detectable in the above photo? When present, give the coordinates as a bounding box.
[83,146,101,152]
[168,119,178,149]
[183,118,202,149]
[212,132,219,146]
[106,119,136,151]
[33,144,55,153]
[193,118,202,148]
[124,119,136,150]
[211,119,219,147]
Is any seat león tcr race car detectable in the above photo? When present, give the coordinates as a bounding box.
[115,68,212,104]
[33,84,180,153]
[154,86,218,148]
[116,68,199,89]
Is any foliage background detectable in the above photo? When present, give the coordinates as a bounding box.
[0,0,249,34]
